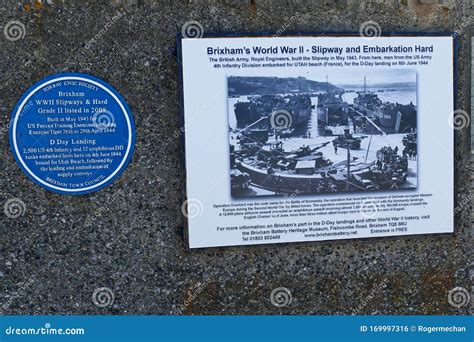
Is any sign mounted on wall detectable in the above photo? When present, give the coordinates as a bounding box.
[9,72,135,195]
[179,33,457,248]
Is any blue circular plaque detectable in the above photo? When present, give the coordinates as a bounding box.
[9,73,135,195]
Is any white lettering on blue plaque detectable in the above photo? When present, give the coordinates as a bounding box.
[9,73,135,195]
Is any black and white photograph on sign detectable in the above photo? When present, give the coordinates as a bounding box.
[228,69,418,198]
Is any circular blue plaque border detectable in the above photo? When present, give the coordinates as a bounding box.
[9,72,136,195]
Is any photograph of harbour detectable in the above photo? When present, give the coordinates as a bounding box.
[228,70,418,198]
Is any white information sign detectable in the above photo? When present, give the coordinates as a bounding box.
[179,34,455,248]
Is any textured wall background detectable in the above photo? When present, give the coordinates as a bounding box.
[0,0,472,315]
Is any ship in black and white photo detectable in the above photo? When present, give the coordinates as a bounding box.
[316,77,349,127]
[227,71,418,198]
[350,76,417,134]
[233,94,313,128]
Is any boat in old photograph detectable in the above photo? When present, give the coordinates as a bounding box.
[351,77,417,134]
[316,77,349,127]
[227,72,418,198]
[233,94,313,128]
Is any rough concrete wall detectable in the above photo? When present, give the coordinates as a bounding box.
[0,0,472,315]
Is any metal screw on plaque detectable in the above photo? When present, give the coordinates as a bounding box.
[270,287,293,307]
[92,287,115,308]
[181,21,204,38]
[4,198,26,218]
[3,20,26,41]
[447,287,470,309]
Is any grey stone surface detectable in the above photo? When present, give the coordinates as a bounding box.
[0,0,472,315]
